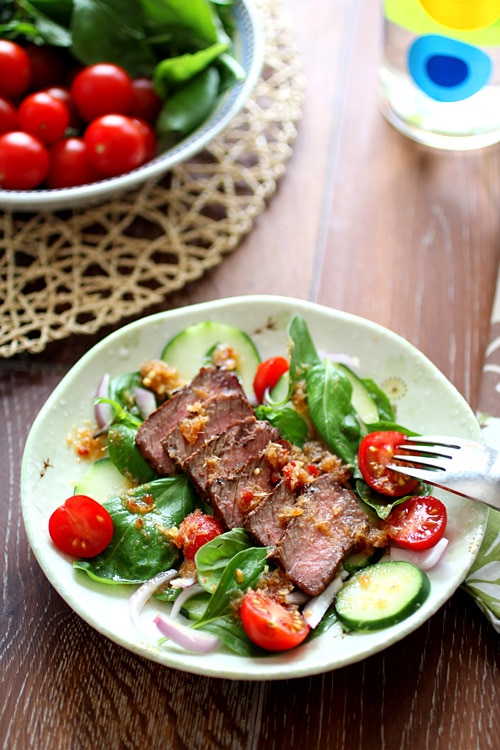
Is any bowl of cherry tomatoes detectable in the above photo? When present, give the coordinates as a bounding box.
[0,0,263,212]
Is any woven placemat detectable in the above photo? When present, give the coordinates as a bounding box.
[0,0,304,358]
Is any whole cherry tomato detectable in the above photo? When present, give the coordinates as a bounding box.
[71,63,133,121]
[176,510,224,559]
[129,78,163,123]
[0,40,32,99]
[84,114,146,176]
[42,86,81,129]
[0,131,49,189]
[25,44,68,90]
[240,589,310,651]
[46,137,101,188]
[0,96,17,135]
[48,494,114,558]
[131,117,157,162]
[358,431,420,497]
[17,91,70,144]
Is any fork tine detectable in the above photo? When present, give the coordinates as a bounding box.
[386,463,442,483]
[397,443,455,458]
[403,435,474,448]
[391,453,446,469]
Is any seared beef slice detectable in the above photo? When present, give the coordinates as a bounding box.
[275,474,376,596]
[163,392,257,466]
[245,480,299,547]
[182,420,282,493]
[135,367,246,475]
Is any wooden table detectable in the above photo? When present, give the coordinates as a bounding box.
[2,1,499,748]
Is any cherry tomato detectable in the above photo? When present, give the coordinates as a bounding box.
[129,78,163,123]
[131,117,157,162]
[240,589,310,651]
[46,137,101,188]
[42,86,81,129]
[358,431,420,497]
[0,96,17,134]
[176,510,224,559]
[0,131,49,189]
[385,495,447,550]
[25,44,68,90]
[71,63,133,122]
[48,494,114,558]
[17,91,70,144]
[253,356,289,403]
[84,114,146,176]
[0,40,32,99]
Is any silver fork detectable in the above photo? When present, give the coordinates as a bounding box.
[387,435,500,511]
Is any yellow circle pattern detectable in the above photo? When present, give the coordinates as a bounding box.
[419,0,500,30]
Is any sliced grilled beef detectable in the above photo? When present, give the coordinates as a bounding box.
[135,367,245,475]
[245,479,299,546]
[182,420,282,493]
[274,474,378,596]
[163,392,256,466]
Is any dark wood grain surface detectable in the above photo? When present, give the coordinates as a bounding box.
[1,1,499,748]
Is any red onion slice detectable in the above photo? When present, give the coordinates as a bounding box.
[154,614,220,653]
[302,572,347,629]
[133,386,157,420]
[129,569,178,630]
[170,583,206,620]
[390,537,449,570]
[94,373,113,430]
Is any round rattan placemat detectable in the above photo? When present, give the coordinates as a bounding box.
[0,0,304,358]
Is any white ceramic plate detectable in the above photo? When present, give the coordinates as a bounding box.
[21,296,488,680]
[0,0,264,212]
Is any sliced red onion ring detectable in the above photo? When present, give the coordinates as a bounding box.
[390,537,449,570]
[154,614,220,653]
[170,583,206,620]
[94,373,113,430]
[302,572,347,629]
[133,386,157,420]
[129,568,178,630]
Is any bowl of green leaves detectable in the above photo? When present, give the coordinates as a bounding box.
[0,0,264,211]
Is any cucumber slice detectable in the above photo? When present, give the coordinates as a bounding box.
[342,547,383,574]
[161,321,261,397]
[335,561,430,631]
[74,457,132,503]
[334,363,379,424]
[266,371,290,405]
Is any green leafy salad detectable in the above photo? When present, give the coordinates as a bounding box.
[48,314,450,656]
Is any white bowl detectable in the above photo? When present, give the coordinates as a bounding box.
[21,296,488,680]
[0,0,264,213]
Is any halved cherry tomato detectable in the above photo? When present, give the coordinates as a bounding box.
[358,430,419,497]
[253,356,289,403]
[240,589,310,651]
[176,509,224,559]
[48,494,114,558]
[385,495,447,550]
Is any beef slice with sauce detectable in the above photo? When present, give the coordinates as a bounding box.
[245,479,300,546]
[135,367,246,475]
[181,420,282,494]
[275,474,379,596]
[163,392,257,467]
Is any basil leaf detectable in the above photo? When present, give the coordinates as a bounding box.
[195,528,254,593]
[74,476,196,583]
[255,405,308,447]
[287,313,321,385]
[196,546,270,623]
[306,359,360,465]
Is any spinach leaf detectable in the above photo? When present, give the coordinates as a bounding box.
[141,0,220,45]
[71,0,155,74]
[306,359,360,465]
[255,404,308,447]
[356,479,412,520]
[109,371,144,419]
[195,545,271,624]
[365,421,419,436]
[106,423,156,483]
[13,0,72,44]
[74,476,196,583]
[195,528,254,593]
[199,615,265,657]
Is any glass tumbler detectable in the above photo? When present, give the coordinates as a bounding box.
[380,0,500,150]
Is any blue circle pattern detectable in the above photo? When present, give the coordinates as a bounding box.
[408,35,492,102]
